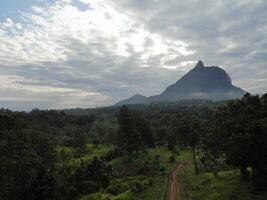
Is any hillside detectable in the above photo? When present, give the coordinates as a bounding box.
[116,61,245,105]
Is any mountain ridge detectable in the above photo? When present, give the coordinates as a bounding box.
[115,94,148,106]
[115,61,246,106]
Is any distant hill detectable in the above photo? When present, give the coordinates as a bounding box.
[116,60,246,105]
[115,94,148,106]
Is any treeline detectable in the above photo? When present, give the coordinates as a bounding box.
[91,93,267,192]
[0,109,112,200]
[1,93,267,199]
[202,93,267,190]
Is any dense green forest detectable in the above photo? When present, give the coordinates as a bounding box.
[1,93,267,200]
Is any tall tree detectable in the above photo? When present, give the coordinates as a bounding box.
[117,106,142,157]
[179,117,203,175]
[116,106,155,158]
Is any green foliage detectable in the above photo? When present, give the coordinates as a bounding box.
[0,109,99,200]
[130,180,143,193]
[199,150,226,177]
[116,106,155,157]
[0,128,56,200]
[90,119,118,145]
[169,154,176,163]
[176,151,267,200]
[107,183,129,195]
[73,157,111,195]
[1,93,267,200]
[203,93,267,189]
[80,193,113,200]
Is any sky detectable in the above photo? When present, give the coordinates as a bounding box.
[0,0,266,110]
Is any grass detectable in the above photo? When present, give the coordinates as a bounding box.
[63,144,112,166]
[80,191,134,200]
[132,148,193,200]
[61,145,267,200]
[176,151,267,200]
[133,147,177,200]
[79,146,179,200]
[78,146,267,200]
[134,175,168,200]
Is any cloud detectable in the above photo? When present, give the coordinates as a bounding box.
[0,0,266,110]
[106,0,267,91]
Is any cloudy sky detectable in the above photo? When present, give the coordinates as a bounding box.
[0,0,266,110]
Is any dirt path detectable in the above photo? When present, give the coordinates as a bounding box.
[168,164,183,200]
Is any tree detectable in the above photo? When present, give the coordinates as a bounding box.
[201,123,226,177]
[117,106,142,157]
[133,110,156,148]
[178,117,203,175]
[0,129,56,200]
[213,94,261,180]
[73,157,110,195]
[116,106,155,158]
[205,93,267,189]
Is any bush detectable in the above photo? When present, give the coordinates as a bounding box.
[154,155,161,161]
[130,180,143,193]
[102,148,122,161]
[169,154,176,163]
[80,193,113,200]
[107,185,120,195]
[159,165,166,172]
[106,183,128,195]
[92,139,99,148]
[143,178,153,187]
[123,154,162,175]
[113,191,132,200]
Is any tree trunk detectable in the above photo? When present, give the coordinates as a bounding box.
[192,145,199,175]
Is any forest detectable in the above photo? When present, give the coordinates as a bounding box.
[1,93,267,200]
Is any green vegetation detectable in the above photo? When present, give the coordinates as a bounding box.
[78,147,179,200]
[176,151,267,200]
[1,93,267,200]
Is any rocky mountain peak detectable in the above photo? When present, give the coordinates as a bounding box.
[195,60,205,68]
[115,61,246,105]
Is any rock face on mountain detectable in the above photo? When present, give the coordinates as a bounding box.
[115,61,246,105]
[149,60,245,102]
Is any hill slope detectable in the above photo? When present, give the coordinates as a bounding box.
[149,60,245,102]
[115,94,148,106]
[116,60,246,105]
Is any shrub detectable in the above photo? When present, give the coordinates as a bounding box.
[169,154,176,163]
[154,155,161,161]
[102,148,122,161]
[80,193,113,200]
[130,180,143,193]
[92,139,99,148]
[143,178,153,187]
[106,183,128,195]
[159,165,166,172]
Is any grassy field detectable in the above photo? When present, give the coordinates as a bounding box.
[176,151,267,200]
[79,146,179,200]
[61,145,267,200]
[133,147,179,200]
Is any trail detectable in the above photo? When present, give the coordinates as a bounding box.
[168,164,183,200]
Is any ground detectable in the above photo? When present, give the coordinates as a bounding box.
[79,146,179,200]
[72,145,267,200]
[176,151,267,200]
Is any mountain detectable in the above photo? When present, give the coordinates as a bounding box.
[149,60,245,101]
[116,60,246,105]
[115,94,148,106]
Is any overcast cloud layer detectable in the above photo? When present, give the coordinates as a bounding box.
[0,0,266,110]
